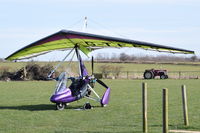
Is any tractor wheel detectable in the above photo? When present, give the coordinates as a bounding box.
[160,75,166,79]
[144,71,154,79]
[56,103,66,110]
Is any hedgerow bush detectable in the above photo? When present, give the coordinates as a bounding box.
[0,63,56,81]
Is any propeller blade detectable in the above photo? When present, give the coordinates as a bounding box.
[96,79,108,88]
[91,56,94,75]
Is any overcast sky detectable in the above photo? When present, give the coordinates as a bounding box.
[1,0,200,61]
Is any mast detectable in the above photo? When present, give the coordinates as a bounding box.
[75,46,88,78]
[82,16,87,32]
[75,47,82,77]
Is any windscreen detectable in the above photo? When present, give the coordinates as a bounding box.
[55,72,68,93]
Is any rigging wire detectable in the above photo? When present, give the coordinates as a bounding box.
[65,49,76,76]
[88,18,130,39]
[66,18,83,30]
[87,18,162,57]
[47,48,75,78]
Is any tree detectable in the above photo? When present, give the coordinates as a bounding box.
[191,55,197,62]
[0,58,5,62]
[119,53,129,61]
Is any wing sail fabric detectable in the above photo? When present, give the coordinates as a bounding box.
[6,30,194,61]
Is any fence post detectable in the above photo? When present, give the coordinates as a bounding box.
[182,85,189,126]
[23,66,27,79]
[179,72,181,79]
[127,71,129,79]
[163,88,168,133]
[142,82,148,133]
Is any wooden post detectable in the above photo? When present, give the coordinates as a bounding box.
[182,85,189,126]
[127,71,129,79]
[179,72,181,79]
[142,82,148,133]
[163,88,168,133]
[23,66,27,80]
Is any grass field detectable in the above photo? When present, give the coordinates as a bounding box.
[0,79,199,133]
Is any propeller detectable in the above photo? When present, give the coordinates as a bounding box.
[96,79,108,88]
[90,56,109,89]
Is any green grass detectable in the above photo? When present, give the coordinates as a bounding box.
[0,79,199,133]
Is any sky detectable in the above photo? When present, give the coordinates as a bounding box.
[1,0,200,61]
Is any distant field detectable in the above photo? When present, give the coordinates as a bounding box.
[1,61,200,72]
[1,61,200,80]
[0,79,199,133]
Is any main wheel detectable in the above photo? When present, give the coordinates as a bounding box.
[56,103,66,110]
[144,71,154,79]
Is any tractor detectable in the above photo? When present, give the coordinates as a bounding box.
[143,69,168,79]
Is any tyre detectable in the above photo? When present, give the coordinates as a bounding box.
[56,103,66,110]
[160,75,166,79]
[144,71,154,79]
[84,102,92,109]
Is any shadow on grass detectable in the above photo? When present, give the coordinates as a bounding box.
[0,104,102,111]
[0,104,55,111]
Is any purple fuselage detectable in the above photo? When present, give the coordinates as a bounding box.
[50,87,76,103]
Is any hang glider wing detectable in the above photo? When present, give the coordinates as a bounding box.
[6,30,194,61]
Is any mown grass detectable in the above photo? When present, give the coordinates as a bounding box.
[0,79,199,133]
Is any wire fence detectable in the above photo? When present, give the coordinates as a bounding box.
[99,71,200,79]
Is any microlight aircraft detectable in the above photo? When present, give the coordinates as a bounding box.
[6,30,194,110]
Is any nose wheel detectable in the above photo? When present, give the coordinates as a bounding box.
[56,103,66,110]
